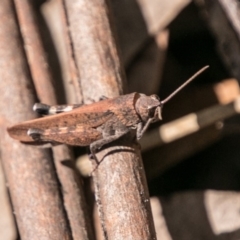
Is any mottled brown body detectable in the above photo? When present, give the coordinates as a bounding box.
[7,93,161,154]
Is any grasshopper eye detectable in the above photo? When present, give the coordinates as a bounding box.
[150,94,160,101]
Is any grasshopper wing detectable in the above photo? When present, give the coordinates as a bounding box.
[7,100,115,143]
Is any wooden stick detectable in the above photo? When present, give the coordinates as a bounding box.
[143,125,222,180]
[14,1,94,239]
[141,95,240,151]
[0,159,17,239]
[63,0,157,239]
[14,0,56,104]
[52,145,95,240]
[0,1,72,238]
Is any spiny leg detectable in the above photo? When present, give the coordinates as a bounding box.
[33,103,83,115]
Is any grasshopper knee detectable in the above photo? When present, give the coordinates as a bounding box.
[33,103,51,115]
[27,128,43,141]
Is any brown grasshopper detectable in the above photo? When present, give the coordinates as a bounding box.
[7,66,209,161]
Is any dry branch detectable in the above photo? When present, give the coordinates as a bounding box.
[63,0,157,239]
[14,0,56,104]
[41,0,82,104]
[0,1,72,239]
[0,159,17,239]
[14,1,94,239]
[143,96,240,179]
[52,145,95,240]
[141,97,240,151]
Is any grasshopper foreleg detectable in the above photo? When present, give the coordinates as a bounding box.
[136,118,154,140]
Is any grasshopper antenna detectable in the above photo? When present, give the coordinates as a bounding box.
[161,65,209,105]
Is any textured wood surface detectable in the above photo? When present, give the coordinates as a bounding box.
[63,0,157,239]
[0,1,72,239]
[13,1,95,239]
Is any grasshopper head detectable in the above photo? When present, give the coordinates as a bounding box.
[134,66,209,126]
[135,94,162,123]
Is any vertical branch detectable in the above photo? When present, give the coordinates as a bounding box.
[0,0,72,239]
[13,0,56,104]
[13,1,94,239]
[52,145,95,240]
[63,0,126,101]
[0,158,17,239]
[57,0,83,103]
[63,0,157,239]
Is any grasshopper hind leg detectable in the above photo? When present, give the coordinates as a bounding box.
[33,96,108,115]
[33,103,83,115]
[27,125,102,147]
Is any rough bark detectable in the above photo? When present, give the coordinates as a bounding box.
[14,1,95,239]
[63,0,157,239]
[0,1,72,239]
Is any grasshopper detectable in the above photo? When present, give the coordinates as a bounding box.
[7,66,208,161]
